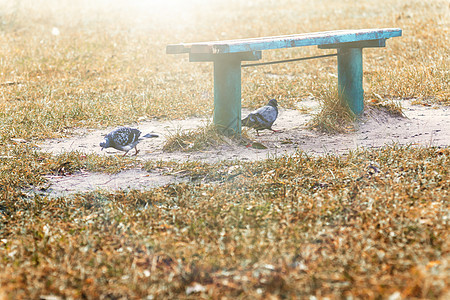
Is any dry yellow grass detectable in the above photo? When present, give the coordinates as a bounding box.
[163,123,250,152]
[0,0,449,298]
[0,0,448,142]
[1,146,449,299]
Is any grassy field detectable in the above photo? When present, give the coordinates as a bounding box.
[0,0,449,298]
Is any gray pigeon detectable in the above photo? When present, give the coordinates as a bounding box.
[242,99,279,136]
[100,127,158,156]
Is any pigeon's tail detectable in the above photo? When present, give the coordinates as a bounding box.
[143,133,159,138]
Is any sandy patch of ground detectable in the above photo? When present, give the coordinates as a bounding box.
[37,100,450,195]
[42,169,187,197]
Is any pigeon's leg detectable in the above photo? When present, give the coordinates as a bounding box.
[122,151,129,157]
[133,146,140,156]
[256,130,260,136]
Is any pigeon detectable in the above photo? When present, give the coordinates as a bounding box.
[241,99,279,136]
[100,127,158,156]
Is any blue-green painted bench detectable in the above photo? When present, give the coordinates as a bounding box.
[167,28,402,135]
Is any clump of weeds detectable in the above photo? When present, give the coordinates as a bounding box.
[307,84,356,133]
[163,123,251,152]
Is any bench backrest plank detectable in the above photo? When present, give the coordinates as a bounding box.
[167,28,401,54]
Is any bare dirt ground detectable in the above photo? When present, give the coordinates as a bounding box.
[38,100,450,196]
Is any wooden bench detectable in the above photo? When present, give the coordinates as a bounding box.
[167,28,402,135]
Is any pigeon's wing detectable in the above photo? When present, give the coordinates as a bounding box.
[242,114,260,128]
[241,115,252,126]
[242,103,278,131]
[111,127,141,147]
[253,106,278,128]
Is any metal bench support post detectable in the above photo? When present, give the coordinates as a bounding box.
[213,57,242,135]
[320,39,387,116]
[337,47,364,115]
[189,51,261,135]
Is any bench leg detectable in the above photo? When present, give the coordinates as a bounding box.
[337,47,364,115]
[213,57,242,135]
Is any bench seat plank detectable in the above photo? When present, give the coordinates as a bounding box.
[167,28,401,54]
